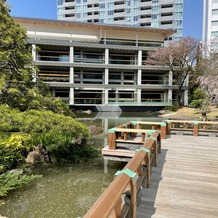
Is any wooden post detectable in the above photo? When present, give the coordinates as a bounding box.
[203,124,207,130]
[124,132,128,141]
[193,121,199,137]
[130,179,137,218]
[184,123,188,129]
[114,199,122,217]
[108,128,116,149]
[142,132,145,142]
[165,120,171,135]
[131,121,137,137]
[160,122,166,139]
[152,140,157,167]
[117,132,122,139]
[172,122,175,128]
[145,153,150,188]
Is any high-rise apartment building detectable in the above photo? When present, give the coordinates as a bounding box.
[203,0,218,49]
[57,0,183,41]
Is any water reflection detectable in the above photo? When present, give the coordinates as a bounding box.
[0,112,159,218]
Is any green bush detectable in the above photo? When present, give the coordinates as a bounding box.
[165,104,179,112]
[190,88,210,112]
[0,105,93,167]
[0,171,42,197]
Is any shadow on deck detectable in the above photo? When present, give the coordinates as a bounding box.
[137,149,168,218]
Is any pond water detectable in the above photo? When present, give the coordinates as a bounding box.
[0,112,160,218]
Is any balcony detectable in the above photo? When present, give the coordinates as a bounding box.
[36,55,69,62]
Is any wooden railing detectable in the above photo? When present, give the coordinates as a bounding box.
[168,120,218,136]
[86,119,218,217]
[84,131,161,218]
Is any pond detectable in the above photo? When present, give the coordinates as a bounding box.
[0,112,160,218]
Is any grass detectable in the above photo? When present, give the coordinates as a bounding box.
[161,106,218,120]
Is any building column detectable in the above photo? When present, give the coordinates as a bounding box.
[138,50,142,66]
[137,69,142,103]
[52,88,55,98]
[137,89,141,103]
[184,74,189,106]
[105,48,109,64]
[69,67,74,105]
[164,91,167,103]
[104,89,108,104]
[32,44,36,61]
[32,44,37,82]
[70,46,74,63]
[168,70,173,104]
[69,47,74,105]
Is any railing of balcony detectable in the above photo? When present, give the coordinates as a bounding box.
[28,36,163,48]
[74,58,105,64]
[36,55,69,62]
[141,79,169,85]
[109,59,137,65]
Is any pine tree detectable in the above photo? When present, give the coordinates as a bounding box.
[0,1,73,115]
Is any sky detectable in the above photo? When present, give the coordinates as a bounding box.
[7,0,203,40]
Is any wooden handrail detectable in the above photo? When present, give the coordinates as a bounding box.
[167,120,218,137]
[84,132,160,218]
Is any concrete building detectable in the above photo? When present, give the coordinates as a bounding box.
[57,0,184,41]
[15,17,188,112]
[203,0,218,50]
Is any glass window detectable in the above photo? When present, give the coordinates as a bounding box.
[108,10,114,16]
[76,0,81,3]
[212,20,218,26]
[107,18,114,23]
[99,11,105,17]
[76,13,81,18]
[175,12,183,18]
[176,28,182,35]
[126,9,131,14]
[212,9,218,15]
[108,2,113,8]
[176,20,182,26]
[76,6,81,11]
[152,6,159,13]
[134,16,138,21]
[211,31,218,37]
[58,0,63,5]
[176,3,183,11]
[99,3,105,9]
[212,0,218,3]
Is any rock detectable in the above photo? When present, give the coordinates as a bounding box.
[72,136,86,146]
[88,125,103,135]
[26,145,49,165]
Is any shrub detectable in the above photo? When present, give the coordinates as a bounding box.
[0,105,93,166]
[190,88,210,112]
[0,171,42,197]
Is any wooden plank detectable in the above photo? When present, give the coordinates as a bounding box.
[115,128,157,133]
[102,146,135,157]
[137,135,218,218]
[136,121,161,125]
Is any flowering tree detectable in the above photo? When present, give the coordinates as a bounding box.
[146,37,200,105]
[198,37,218,105]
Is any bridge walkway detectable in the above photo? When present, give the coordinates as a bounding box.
[137,135,218,218]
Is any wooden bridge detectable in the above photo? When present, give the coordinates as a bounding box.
[84,120,218,218]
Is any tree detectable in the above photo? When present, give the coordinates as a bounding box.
[146,37,200,105]
[197,38,218,105]
[0,1,73,116]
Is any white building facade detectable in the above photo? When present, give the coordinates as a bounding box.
[15,17,188,111]
[57,0,184,41]
[203,0,218,49]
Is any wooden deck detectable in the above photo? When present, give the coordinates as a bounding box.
[137,135,218,218]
